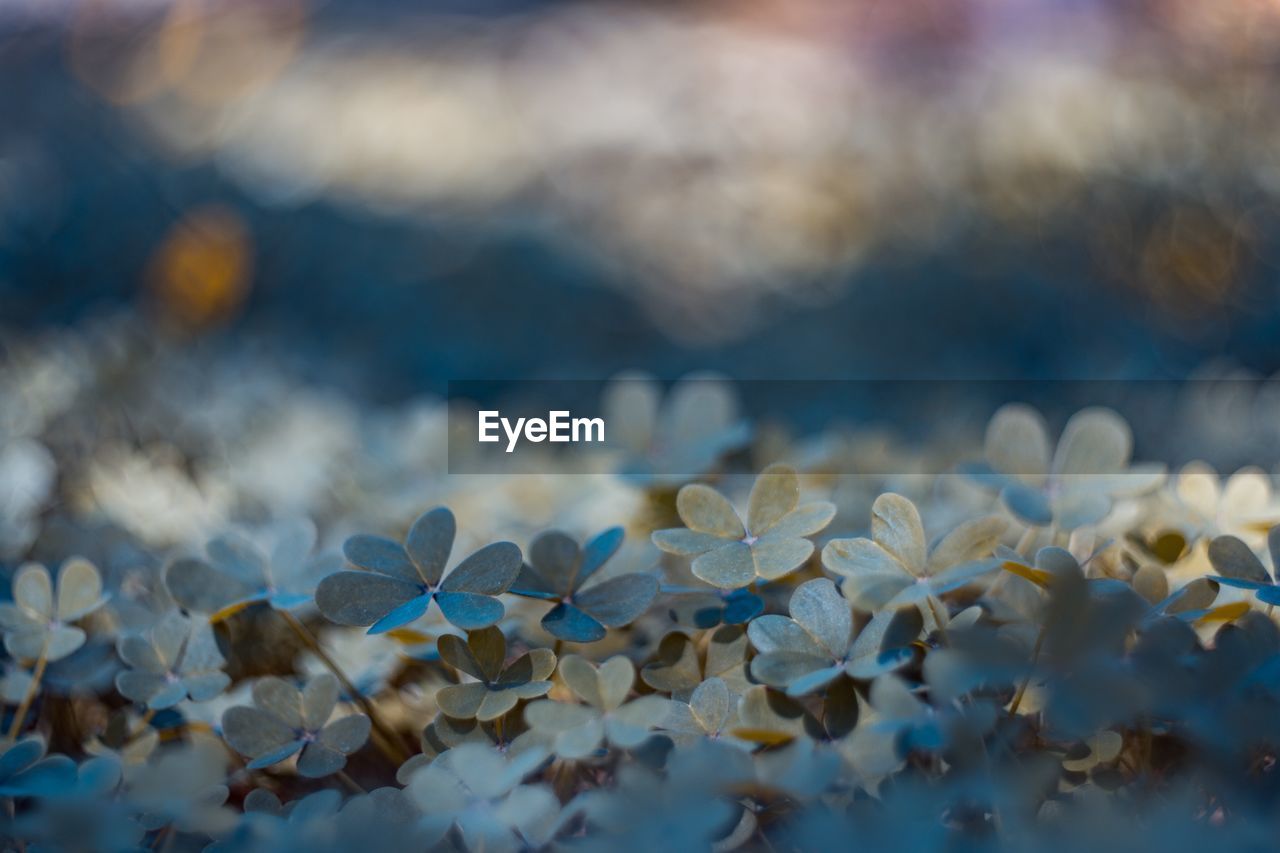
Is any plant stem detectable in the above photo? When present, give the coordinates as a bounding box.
[127,708,157,742]
[278,610,407,763]
[337,770,367,794]
[1010,625,1046,716]
[1015,527,1038,557]
[147,825,174,852]
[7,642,49,740]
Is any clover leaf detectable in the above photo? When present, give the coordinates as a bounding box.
[164,520,336,621]
[0,735,77,797]
[731,685,821,746]
[314,507,521,633]
[661,582,765,628]
[663,678,750,749]
[602,372,750,486]
[221,674,371,778]
[1205,530,1280,607]
[961,405,1165,530]
[522,655,672,759]
[0,559,106,662]
[406,742,559,853]
[435,627,555,721]
[748,578,920,696]
[510,527,658,643]
[640,625,749,700]
[115,612,230,710]
[653,464,835,589]
[822,493,1004,617]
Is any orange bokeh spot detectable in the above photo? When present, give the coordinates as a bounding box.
[148,205,252,330]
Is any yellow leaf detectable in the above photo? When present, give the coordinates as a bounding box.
[1196,601,1251,625]
[728,728,794,746]
[208,599,254,624]
[1242,519,1280,534]
[1002,560,1054,589]
[386,628,431,645]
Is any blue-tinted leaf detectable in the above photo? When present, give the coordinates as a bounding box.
[319,715,372,754]
[575,574,659,628]
[165,558,252,615]
[1053,490,1112,531]
[206,534,268,587]
[748,615,824,656]
[510,564,559,599]
[183,673,231,702]
[148,680,189,711]
[441,543,522,594]
[267,591,312,610]
[436,591,505,630]
[1000,483,1053,526]
[314,572,421,627]
[751,537,814,581]
[927,559,1000,595]
[784,665,845,697]
[223,707,299,761]
[723,590,765,624]
[0,738,44,778]
[76,756,121,796]
[302,674,340,730]
[296,743,347,778]
[1210,576,1272,591]
[528,532,580,597]
[542,603,607,643]
[406,508,455,586]
[692,542,756,589]
[957,460,1015,490]
[1208,536,1272,585]
[247,741,306,770]
[344,535,420,583]
[369,593,433,634]
[787,578,851,659]
[652,529,724,556]
[846,647,914,680]
[751,652,830,690]
[579,527,625,584]
[0,755,77,797]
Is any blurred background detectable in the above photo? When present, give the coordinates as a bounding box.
[4,0,1280,395]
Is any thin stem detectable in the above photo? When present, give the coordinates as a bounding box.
[337,770,367,795]
[926,597,950,647]
[1010,625,1046,716]
[278,610,408,763]
[1015,527,1038,557]
[127,708,158,742]
[7,641,49,739]
[147,825,174,853]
